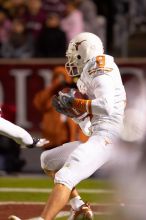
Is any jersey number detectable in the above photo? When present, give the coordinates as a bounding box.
[96,55,105,68]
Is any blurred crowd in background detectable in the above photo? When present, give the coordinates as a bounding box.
[0,0,146,58]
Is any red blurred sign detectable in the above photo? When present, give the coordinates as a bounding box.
[0,59,65,132]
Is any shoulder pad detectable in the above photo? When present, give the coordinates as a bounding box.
[96,55,113,73]
[88,55,113,76]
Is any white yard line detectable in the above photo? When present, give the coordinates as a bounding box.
[0,188,114,193]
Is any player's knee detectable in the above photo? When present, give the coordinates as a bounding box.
[43,168,55,178]
[40,150,58,172]
[40,150,50,170]
[54,167,76,190]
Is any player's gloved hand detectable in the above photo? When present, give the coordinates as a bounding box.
[52,95,76,118]
[26,138,49,148]
[52,95,67,113]
[58,91,74,108]
[35,138,50,147]
[58,90,91,116]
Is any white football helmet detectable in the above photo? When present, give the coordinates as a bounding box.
[65,32,104,77]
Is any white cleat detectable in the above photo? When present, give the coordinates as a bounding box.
[8,215,22,220]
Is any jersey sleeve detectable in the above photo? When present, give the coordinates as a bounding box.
[91,73,115,116]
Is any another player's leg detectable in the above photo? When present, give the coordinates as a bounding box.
[0,117,49,148]
[0,117,33,145]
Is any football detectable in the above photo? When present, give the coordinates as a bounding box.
[59,87,88,118]
[61,87,88,99]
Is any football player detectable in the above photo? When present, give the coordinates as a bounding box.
[9,32,126,220]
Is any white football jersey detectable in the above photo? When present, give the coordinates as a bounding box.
[76,54,126,136]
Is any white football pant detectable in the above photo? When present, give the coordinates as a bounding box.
[41,131,115,190]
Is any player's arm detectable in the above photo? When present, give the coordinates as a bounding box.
[89,74,115,116]
[52,90,92,136]
[0,117,33,145]
[52,93,89,119]
[57,75,115,116]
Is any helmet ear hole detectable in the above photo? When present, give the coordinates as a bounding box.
[77,55,81,59]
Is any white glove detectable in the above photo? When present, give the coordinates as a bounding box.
[35,138,50,147]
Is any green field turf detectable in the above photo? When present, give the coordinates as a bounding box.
[0,176,112,189]
[0,176,115,220]
[0,176,114,203]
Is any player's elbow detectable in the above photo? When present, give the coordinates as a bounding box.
[92,99,114,116]
[92,106,113,116]
[104,105,114,115]
[103,99,114,115]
